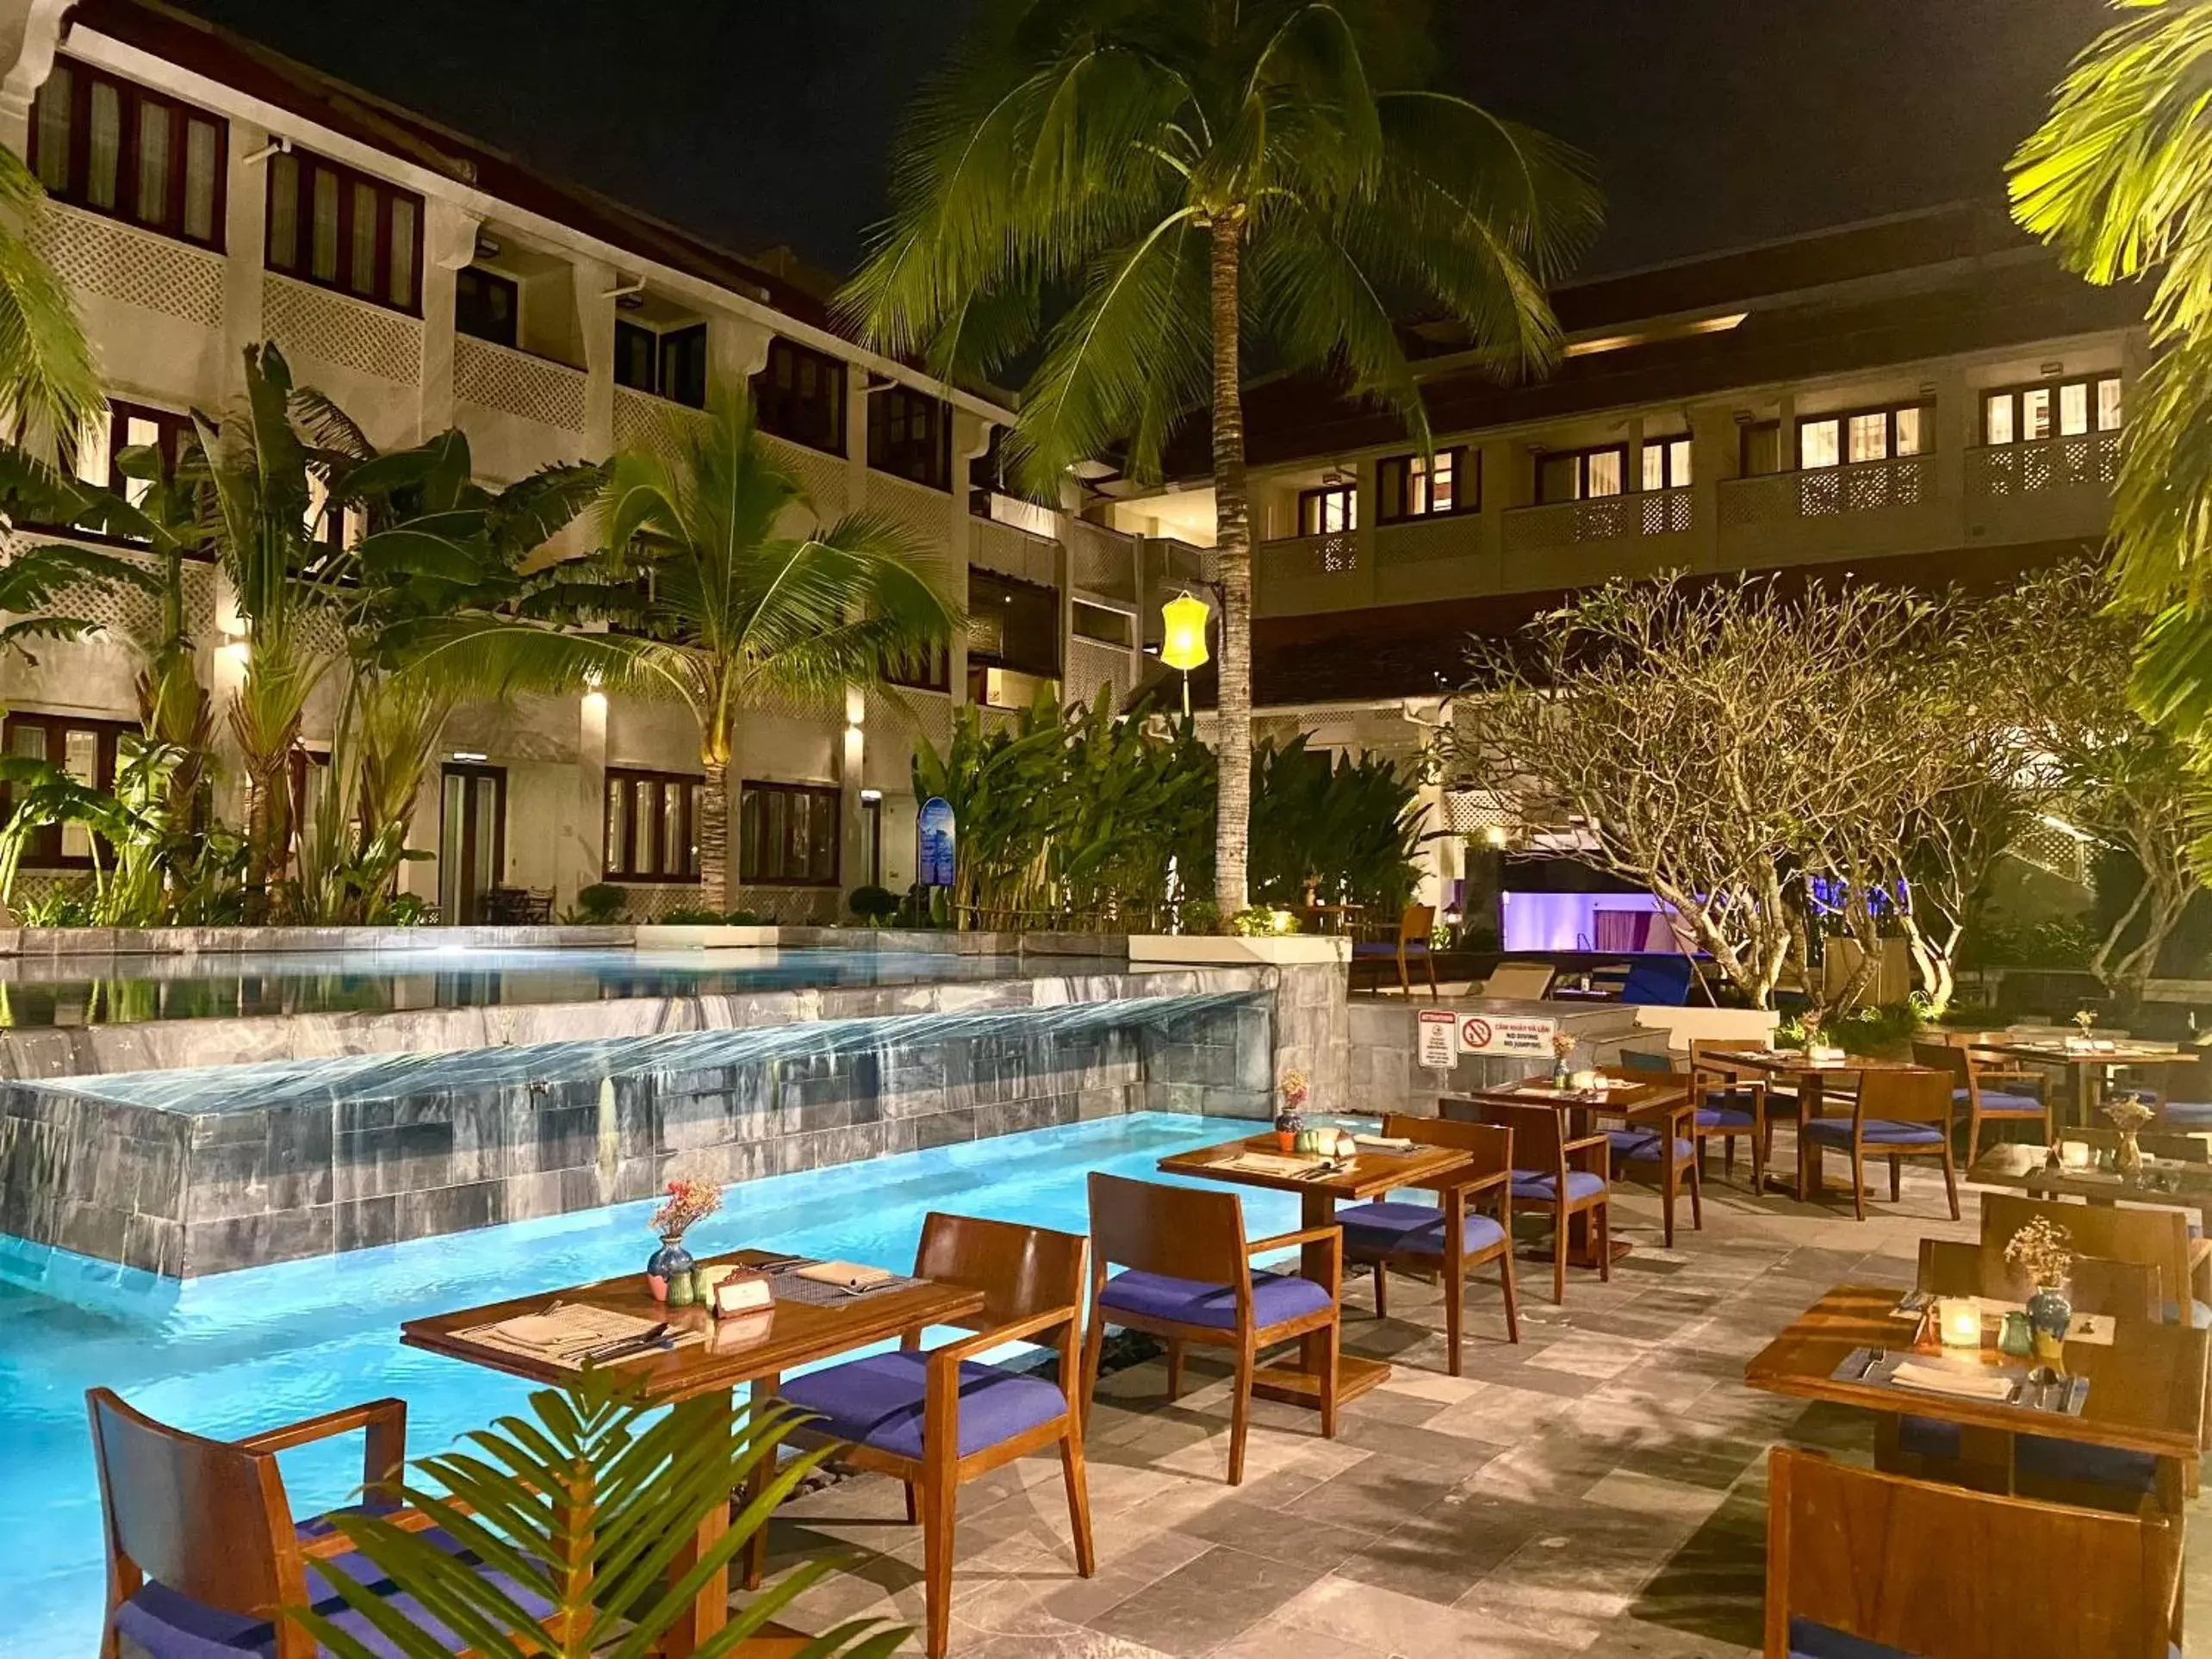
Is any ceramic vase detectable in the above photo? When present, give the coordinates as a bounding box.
[2117,1129,2145,1179]
[2026,1283,2072,1362]
[1551,1059,1572,1088]
[648,1235,697,1306]
[1275,1109,1303,1153]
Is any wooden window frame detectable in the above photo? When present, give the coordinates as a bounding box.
[882,640,952,693]
[1982,374,2123,446]
[612,318,707,408]
[1739,420,1782,478]
[867,384,952,490]
[755,338,848,456]
[1794,401,1932,469]
[28,56,227,251]
[1297,481,1358,535]
[1641,434,1693,491]
[0,712,138,869]
[264,146,424,316]
[737,780,842,887]
[454,265,519,349]
[604,767,703,883]
[1376,447,1476,525]
[1535,444,1628,505]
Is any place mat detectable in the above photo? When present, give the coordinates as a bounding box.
[1885,1296,2116,1347]
[458,1304,705,1370]
[759,1258,926,1308]
[1829,1346,2090,1416]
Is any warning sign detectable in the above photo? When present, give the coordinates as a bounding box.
[1416,1008,1457,1068]
[1457,1014,1558,1057]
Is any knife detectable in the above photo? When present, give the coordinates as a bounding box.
[581,1322,669,1364]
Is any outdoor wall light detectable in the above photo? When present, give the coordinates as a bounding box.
[581,689,607,717]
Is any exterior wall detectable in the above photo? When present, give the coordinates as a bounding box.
[0,5,1166,923]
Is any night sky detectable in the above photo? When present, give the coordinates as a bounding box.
[176,0,2116,281]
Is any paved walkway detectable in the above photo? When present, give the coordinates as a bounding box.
[766,1153,2212,1656]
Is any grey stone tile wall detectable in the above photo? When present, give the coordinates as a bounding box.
[1347,1000,1643,1117]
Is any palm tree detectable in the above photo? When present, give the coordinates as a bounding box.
[2011,0,2212,743]
[842,0,1597,918]
[0,144,103,463]
[389,395,959,913]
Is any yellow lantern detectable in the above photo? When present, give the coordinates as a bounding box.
[1160,590,1211,718]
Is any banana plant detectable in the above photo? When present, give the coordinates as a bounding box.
[286,1368,902,1659]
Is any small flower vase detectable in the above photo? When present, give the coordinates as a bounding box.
[2026,1284,2072,1362]
[1274,1109,1303,1153]
[1551,1058,1572,1089]
[2117,1129,2145,1179]
[648,1235,697,1307]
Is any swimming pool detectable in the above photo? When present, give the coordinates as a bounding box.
[0,1111,1303,1656]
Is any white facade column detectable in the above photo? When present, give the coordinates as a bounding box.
[218,122,269,395]
[1775,393,1798,469]
[573,253,618,463]
[569,686,609,911]
[707,314,772,407]
[0,0,68,154]
[1687,402,1730,572]
[1624,415,1646,502]
[950,407,993,708]
[417,199,476,444]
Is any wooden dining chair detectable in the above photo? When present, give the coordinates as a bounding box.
[1334,1114,1519,1375]
[1799,1066,1959,1221]
[1687,1038,1779,1192]
[780,1213,1094,1659]
[1916,1236,2161,1321]
[1348,903,1438,997]
[86,1389,556,1659]
[1914,1040,2051,1164]
[1082,1172,1341,1486]
[1451,1095,1610,1304]
[1765,1447,2181,1659]
[1605,1092,1703,1247]
[1979,1192,2198,1328]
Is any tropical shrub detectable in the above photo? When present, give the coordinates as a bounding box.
[659,906,725,925]
[848,884,899,923]
[563,883,627,925]
[1247,736,1426,918]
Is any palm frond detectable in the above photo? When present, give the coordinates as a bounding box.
[0,146,103,464]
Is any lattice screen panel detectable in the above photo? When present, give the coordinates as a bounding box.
[34,204,224,330]
[262,274,422,385]
[728,885,839,923]
[612,387,710,466]
[865,473,953,575]
[1067,520,1138,600]
[5,535,165,641]
[455,336,587,432]
[972,519,1057,587]
[1066,637,1131,714]
[761,434,850,519]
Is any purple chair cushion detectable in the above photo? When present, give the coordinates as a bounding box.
[1801,1118,1944,1147]
[1969,1089,2045,1115]
[1336,1200,1507,1258]
[113,1521,553,1658]
[1510,1169,1606,1203]
[1694,1107,1756,1131]
[1787,1619,1915,1659]
[1098,1268,1333,1331]
[1351,940,1429,959]
[2015,1433,2159,1494]
[1607,1128,1695,1163]
[780,1350,1065,1460]
[2161,1100,2212,1128]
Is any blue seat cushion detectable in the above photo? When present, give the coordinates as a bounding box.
[1801,1118,1944,1147]
[1695,1104,1757,1131]
[1351,940,1427,959]
[1607,1128,1695,1163]
[1971,1089,2045,1116]
[2159,1298,2212,1327]
[113,1522,552,1658]
[1098,1267,1333,1331]
[1336,1200,1507,1258]
[1511,1168,1606,1202]
[1896,1414,1960,1459]
[2160,1100,2212,1128]
[780,1350,1065,1460]
[2016,1433,2159,1495]
[1793,1616,2176,1659]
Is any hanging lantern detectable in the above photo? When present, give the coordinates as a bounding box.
[1160,591,1211,673]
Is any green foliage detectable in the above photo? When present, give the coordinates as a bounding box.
[1960,912,2100,971]
[1247,736,1426,916]
[659,907,727,925]
[0,738,208,925]
[848,884,900,923]
[724,910,767,925]
[286,1368,901,1659]
[0,145,105,463]
[1229,906,1296,937]
[563,883,627,926]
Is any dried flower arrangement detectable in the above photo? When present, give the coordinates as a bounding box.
[2004,1215,2074,1289]
[650,1177,723,1242]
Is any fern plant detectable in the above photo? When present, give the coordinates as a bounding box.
[288,1369,901,1659]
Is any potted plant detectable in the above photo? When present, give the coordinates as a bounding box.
[288,1369,904,1658]
[2004,1215,2076,1361]
[647,1177,722,1307]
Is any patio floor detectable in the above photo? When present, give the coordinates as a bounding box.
[762,1147,2212,1656]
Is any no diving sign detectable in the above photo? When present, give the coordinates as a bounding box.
[1416,1009,1457,1069]
[1457,1014,1558,1057]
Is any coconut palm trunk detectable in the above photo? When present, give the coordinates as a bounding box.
[698,752,731,916]
[1209,213,1253,922]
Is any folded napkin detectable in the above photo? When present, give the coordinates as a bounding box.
[1888,1361,2015,1401]
[493,1314,573,1350]
[1221,1153,1319,1177]
[1353,1134,1417,1153]
[794,1260,894,1289]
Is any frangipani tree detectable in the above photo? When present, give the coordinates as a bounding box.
[391,395,959,914]
[844,0,1598,921]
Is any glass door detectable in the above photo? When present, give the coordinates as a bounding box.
[438,764,506,923]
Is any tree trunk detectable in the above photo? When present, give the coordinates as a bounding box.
[242,759,291,923]
[698,760,730,916]
[1209,212,1252,925]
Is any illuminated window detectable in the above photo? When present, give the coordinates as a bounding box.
[1984,375,2122,444]
[28,59,226,249]
[1537,444,1627,503]
[738,781,841,885]
[1297,482,1358,534]
[264,147,423,314]
[1798,401,1929,469]
[1642,437,1692,490]
[604,768,702,882]
[1377,448,1475,522]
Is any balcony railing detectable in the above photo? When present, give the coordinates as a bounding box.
[1263,531,1360,576]
[1501,487,1692,554]
[1718,455,1934,528]
[1967,431,2120,499]
[1376,513,1482,566]
[1066,519,1140,600]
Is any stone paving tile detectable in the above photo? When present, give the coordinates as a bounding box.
[756,1153,2211,1654]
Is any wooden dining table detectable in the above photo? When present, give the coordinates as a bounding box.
[1693,1049,1925,1200]
[402,1249,986,1657]
[1743,1283,2207,1511]
[1157,1133,1472,1408]
[1980,1037,2183,1128]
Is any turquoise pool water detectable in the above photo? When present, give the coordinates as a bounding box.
[0,1112,1302,1656]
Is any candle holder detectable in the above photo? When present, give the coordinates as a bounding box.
[1936,1298,1984,1350]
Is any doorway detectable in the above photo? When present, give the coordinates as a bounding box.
[438,764,506,923]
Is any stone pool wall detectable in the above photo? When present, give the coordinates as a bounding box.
[0,972,1283,1277]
